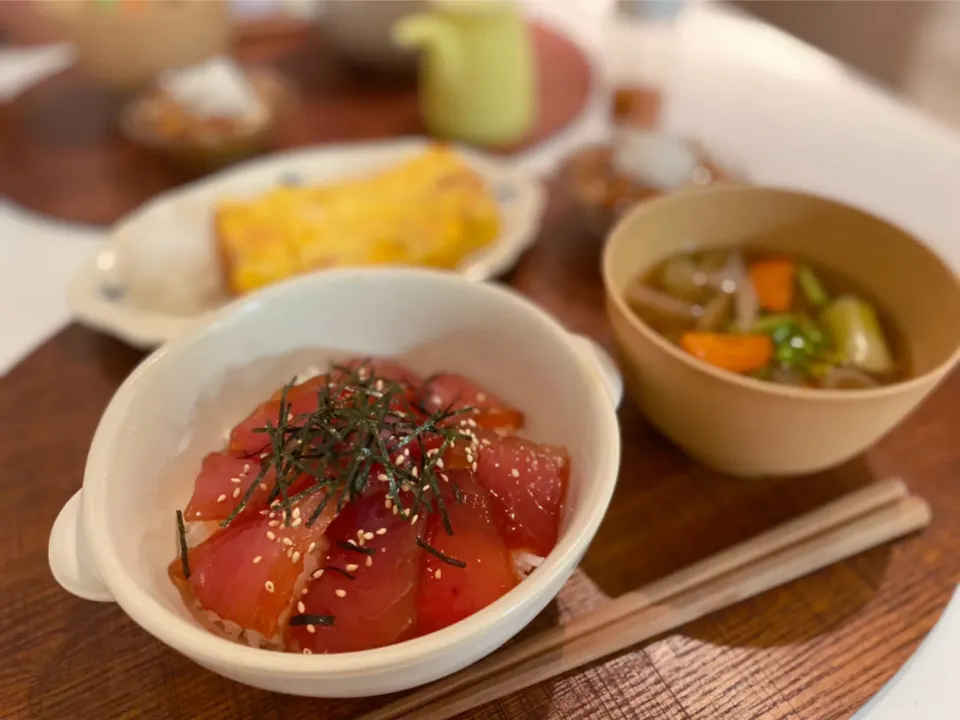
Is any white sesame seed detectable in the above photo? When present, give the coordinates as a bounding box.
[358,536,366,547]
[268,520,279,527]
[345,564,358,572]
[394,455,404,466]
[232,487,241,499]
[385,499,393,509]
[376,528,387,536]
[410,515,419,525]
[293,508,301,519]
[434,569,442,580]
[365,556,373,567]
[260,483,267,491]
[431,395,442,405]
[301,588,309,596]
[264,581,275,593]
[476,393,486,402]
[307,542,316,553]
[441,474,449,482]
[269,511,276,519]
[401,483,410,493]
[298,601,306,613]
[403,508,411,517]
[287,412,294,422]
[243,464,251,473]
[436,459,445,469]
[404,448,410,457]
[267,531,276,540]
[230,476,242,484]
[392,506,399,515]
[412,467,419,478]
[307,625,316,633]
[511,468,521,477]
[302,647,313,654]
[282,537,294,546]
[363,531,375,540]
[253,555,262,564]
[347,539,357,546]
[378,473,389,482]
[312,569,324,579]
[216,494,227,503]
[260,452,269,459]
[291,518,302,528]
[292,551,301,563]
[335,589,346,598]
[471,462,478,471]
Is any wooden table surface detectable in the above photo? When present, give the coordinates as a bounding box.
[3,10,960,720]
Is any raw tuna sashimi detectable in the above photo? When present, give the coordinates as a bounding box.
[418,374,524,434]
[170,491,337,643]
[416,471,519,635]
[287,489,424,654]
[183,452,271,523]
[229,376,330,456]
[474,432,569,556]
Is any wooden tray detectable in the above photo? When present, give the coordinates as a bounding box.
[0,19,593,225]
[1,181,958,720]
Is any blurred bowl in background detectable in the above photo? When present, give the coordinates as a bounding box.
[119,66,294,176]
[320,0,425,74]
[39,0,232,92]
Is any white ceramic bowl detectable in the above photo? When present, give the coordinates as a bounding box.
[49,268,622,698]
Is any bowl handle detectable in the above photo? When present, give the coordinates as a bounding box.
[569,334,623,409]
[48,489,114,602]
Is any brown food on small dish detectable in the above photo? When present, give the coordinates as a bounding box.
[119,67,292,174]
[559,140,736,236]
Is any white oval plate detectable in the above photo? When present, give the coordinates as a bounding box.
[69,137,547,349]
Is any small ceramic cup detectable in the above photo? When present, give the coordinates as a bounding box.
[603,184,960,477]
[49,268,622,697]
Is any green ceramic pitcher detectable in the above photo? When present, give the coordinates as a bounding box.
[392,0,537,147]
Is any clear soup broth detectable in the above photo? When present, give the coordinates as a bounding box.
[625,246,909,389]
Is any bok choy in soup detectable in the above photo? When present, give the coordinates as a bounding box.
[624,247,907,389]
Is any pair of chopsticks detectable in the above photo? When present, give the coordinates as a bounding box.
[360,478,929,720]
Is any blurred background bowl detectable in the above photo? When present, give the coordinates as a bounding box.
[39,0,232,92]
[321,0,425,75]
[603,184,960,477]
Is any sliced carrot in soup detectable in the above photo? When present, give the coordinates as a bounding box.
[749,258,796,312]
[680,333,773,373]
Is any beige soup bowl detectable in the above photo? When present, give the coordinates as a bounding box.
[603,184,960,477]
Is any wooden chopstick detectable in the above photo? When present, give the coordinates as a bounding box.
[412,494,930,720]
[359,479,916,720]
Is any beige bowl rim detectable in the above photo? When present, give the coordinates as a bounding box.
[602,183,960,403]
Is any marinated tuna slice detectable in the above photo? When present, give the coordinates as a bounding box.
[418,373,524,434]
[475,432,569,556]
[288,490,424,653]
[416,471,518,636]
[183,452,271,523]
[170,492,337,644]
[229,376,329,456]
